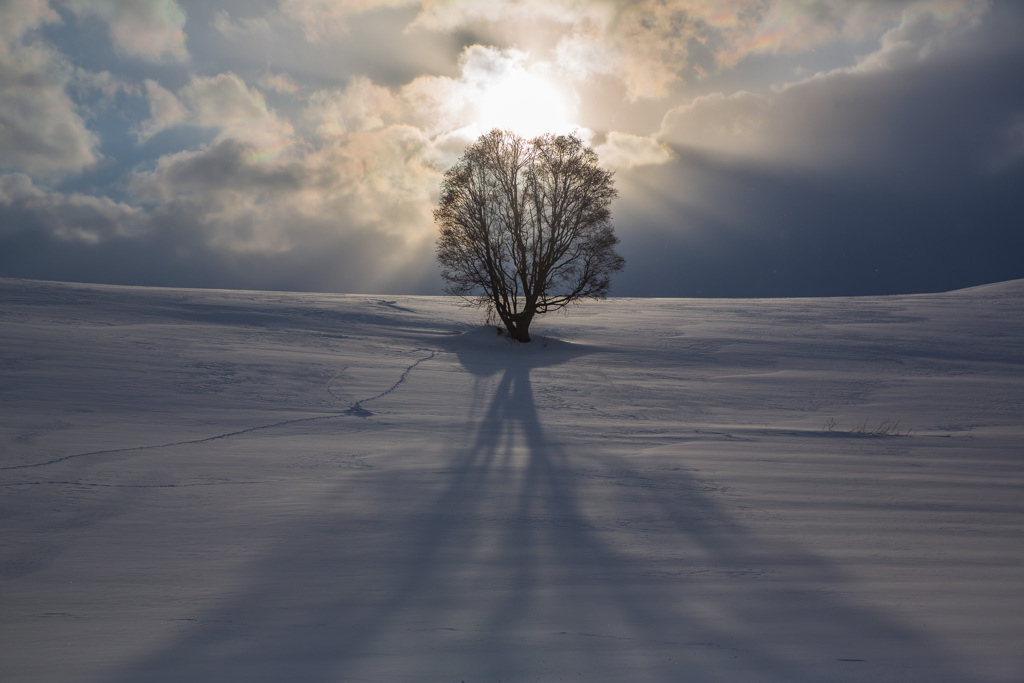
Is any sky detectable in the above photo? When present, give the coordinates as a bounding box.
[0,0,1022,297]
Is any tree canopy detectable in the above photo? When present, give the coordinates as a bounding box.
[435,129,624,342]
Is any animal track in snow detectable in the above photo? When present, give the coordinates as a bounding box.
[2,350,436,471]
[345,350,435,417]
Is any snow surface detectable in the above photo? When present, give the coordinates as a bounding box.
[1,277,1022,682]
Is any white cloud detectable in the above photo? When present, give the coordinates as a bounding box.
[202,0,993,108]
[410,0,600,31]
[595,132,674,170]
[122,123,442,294]
[135,72,296,149]
[851,0,989,73]
[180,73,294,148]
[258,71,300,94]
[206,1,989,105]
[60,0,189,62]
[305,76,403,139]
[658,90,770,157]
[418,1,989,101]
[277,0,416,42]
[0,1,100,175]
[120,42,632,273]
[135,79,188,142]
[303,45,583,144]
[399,45,585,140]
[211,9,274,41]
[0,0,61,41]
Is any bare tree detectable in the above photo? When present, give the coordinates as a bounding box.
[435,129,625,343]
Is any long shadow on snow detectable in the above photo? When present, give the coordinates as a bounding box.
[103,331,974,682]
[430,336,974,681]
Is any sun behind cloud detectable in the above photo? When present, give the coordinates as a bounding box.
[463,47,578,139]
[475,70,575,138]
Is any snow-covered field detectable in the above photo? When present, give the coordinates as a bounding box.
[2,277,1022,682]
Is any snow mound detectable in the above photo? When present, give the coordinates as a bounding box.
[440,325,596,375]
[449,325,577,352]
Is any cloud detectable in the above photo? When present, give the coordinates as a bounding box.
[7,45,562,291]
[302,44,582,144]
[60,0,189,62]
[190,0,997,117]
[113,40,671,293]
[0,119,444,293]
[135,79,188,142]
[277,0,416,42]
[612,5,1024,297]
[179,72,295,148]
[402,0,702,99]
[274,0,985,101]
[136,72,295,149]
[658,74,927,182]
[403,45,589,141]
[470,1,986,100]
[2,0,1018,298]
[658,4,1014,183]
[658,90,772,159]
[124,87,443,286]
[557,3,699,100]
[850,0,988,73]
[212,1,984,108]
[574,1,988,98]
[129,123,438,236]
[0,0,61,41]
[0,1,100,174]
[410,0,599,31]
[119,67,418,272]
[258,71,300,94]
[595,132,674,170]
[0,165,436,293]
[305,76,403,138]
[211,9,274,41]
[115,42,596,290]
[129,138,308,207]
[0,172,144,243]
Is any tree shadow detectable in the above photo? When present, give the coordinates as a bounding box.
[102,333,976,682]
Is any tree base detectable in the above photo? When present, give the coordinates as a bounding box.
[498,324,531,343]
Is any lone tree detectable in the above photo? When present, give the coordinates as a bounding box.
[435,129,624,343]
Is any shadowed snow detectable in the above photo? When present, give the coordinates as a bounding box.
[1,278,1022,682]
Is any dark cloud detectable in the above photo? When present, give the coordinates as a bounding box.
[614,153,1024,297]
[0,173,143,242]
[614,9,1024,296]
[0,180,440,294]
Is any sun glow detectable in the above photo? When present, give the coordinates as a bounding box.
[474,68,577,139]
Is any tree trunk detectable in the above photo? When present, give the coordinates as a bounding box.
[501,311,533,343]
[510,321,531,343]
